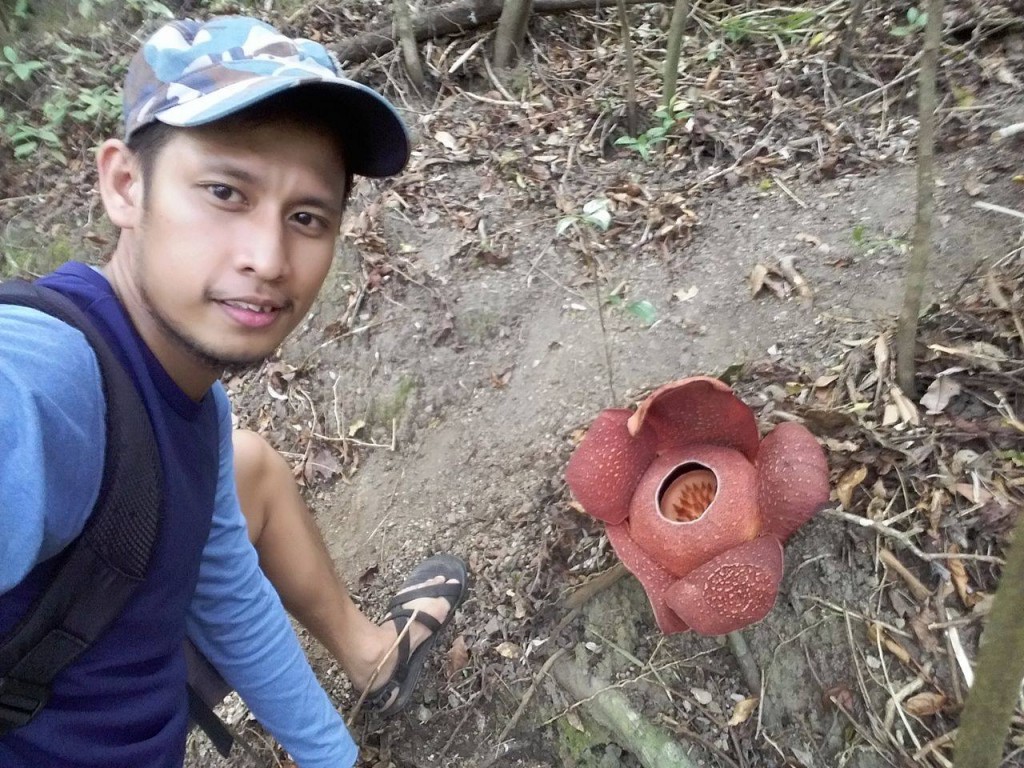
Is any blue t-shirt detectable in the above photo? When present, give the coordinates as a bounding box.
[0,262,356,767]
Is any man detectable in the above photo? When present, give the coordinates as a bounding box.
[0,15,468,768]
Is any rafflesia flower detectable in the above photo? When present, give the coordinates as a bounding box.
[566,376,829,636]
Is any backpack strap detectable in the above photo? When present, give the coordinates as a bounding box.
[0,280,163,735]
[0,280,235,757]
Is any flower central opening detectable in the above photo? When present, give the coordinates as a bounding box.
[658,463,717,522]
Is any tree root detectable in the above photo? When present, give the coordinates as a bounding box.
[551,654,697,768]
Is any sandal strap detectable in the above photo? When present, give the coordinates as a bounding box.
[390,614,413,667]
[386,581,463,611]
[388,606,443,634]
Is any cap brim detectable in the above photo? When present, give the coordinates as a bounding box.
[154,76,410,178]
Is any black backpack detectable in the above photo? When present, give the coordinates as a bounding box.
[0,280,233,756]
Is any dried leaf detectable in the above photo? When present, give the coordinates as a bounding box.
[673,285,699,302]
[954,483,993,505]
[348,419,366,437]
[882,403,900,426]
[445,635,470,677]
[890,387,921,425]
[985,271,1010,309]
[874,335,890,376]
[691,688,713,705]
[565,709,585,731]
[303,448,341,485]
[903,691,946,717]
[837,465,868,509]
[947,547,982,608]
[749,263,769,297]
[495,641,520,659]
[728,697,759,726]
[920,377,962,414]
[435,130,459,150]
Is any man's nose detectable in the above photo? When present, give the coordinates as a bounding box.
[237,214,288,280]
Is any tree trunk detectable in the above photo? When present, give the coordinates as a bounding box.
[835,0,868,89]
[615,0,639,136]
[894,0,942,396]
[953,510,1024,767]
[661,0,689,108]
[493,0,535,68]
[393,0,425,89]
[334,0,656,66]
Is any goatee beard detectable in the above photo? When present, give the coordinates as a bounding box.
[138,279,270,375]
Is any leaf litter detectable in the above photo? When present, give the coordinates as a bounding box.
[3,1,1024,766]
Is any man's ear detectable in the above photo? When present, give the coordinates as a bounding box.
[96,139,144,229]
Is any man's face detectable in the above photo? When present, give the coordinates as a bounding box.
[125,118,346,377]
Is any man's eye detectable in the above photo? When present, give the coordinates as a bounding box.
[206,184,238,202]
[293,212,326,230]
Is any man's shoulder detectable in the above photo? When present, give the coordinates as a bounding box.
[0,303,104,404]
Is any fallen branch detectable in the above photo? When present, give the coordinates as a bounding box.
[551,655,697,768]
[335,0,659,65]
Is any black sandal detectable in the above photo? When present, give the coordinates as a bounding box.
[362,554,469,717]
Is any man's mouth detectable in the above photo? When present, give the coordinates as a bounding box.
[218,298,284,329]
[223,300,277,313]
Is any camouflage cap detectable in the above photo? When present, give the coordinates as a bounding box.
[122,16,409,178]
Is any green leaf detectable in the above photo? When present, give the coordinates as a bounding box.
[581,199,611,231]
[555,217,576,236]
[14,140,37,158]
[3,46,18,64]
[625,299,656,326]
[614,135,637,147]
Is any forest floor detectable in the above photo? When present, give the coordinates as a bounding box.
[2,2,1024,767]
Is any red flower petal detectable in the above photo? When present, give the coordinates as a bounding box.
[626,377,760,461]
[664,535,784,635]
[606,522,689,634]
[566,409,657,524]
[627,445,761,578]
[757,422,830,541]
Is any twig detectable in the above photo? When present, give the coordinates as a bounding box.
[496,647,567,742]
[973,200,1024,221]
[482,55,517,102]
[778,254,813,302]
[878,548,931,602]
[346,608,421,724]
[588,254,617,406]
[990,122,1024,142]
[771,175,808,208]
[823,508,1005,565]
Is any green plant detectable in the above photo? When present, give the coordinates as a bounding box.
[718,8,819,43]
[891,7,927,37]
[77,0,172,19]
[70,84,120,126]
[606,294,657,326]
[851,224,907,252]
[1,45,44,83]
[614,100,692,161]
[556,198,612,236]
[4,121,60,157]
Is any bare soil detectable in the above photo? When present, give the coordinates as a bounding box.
[186,140,1023,768]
